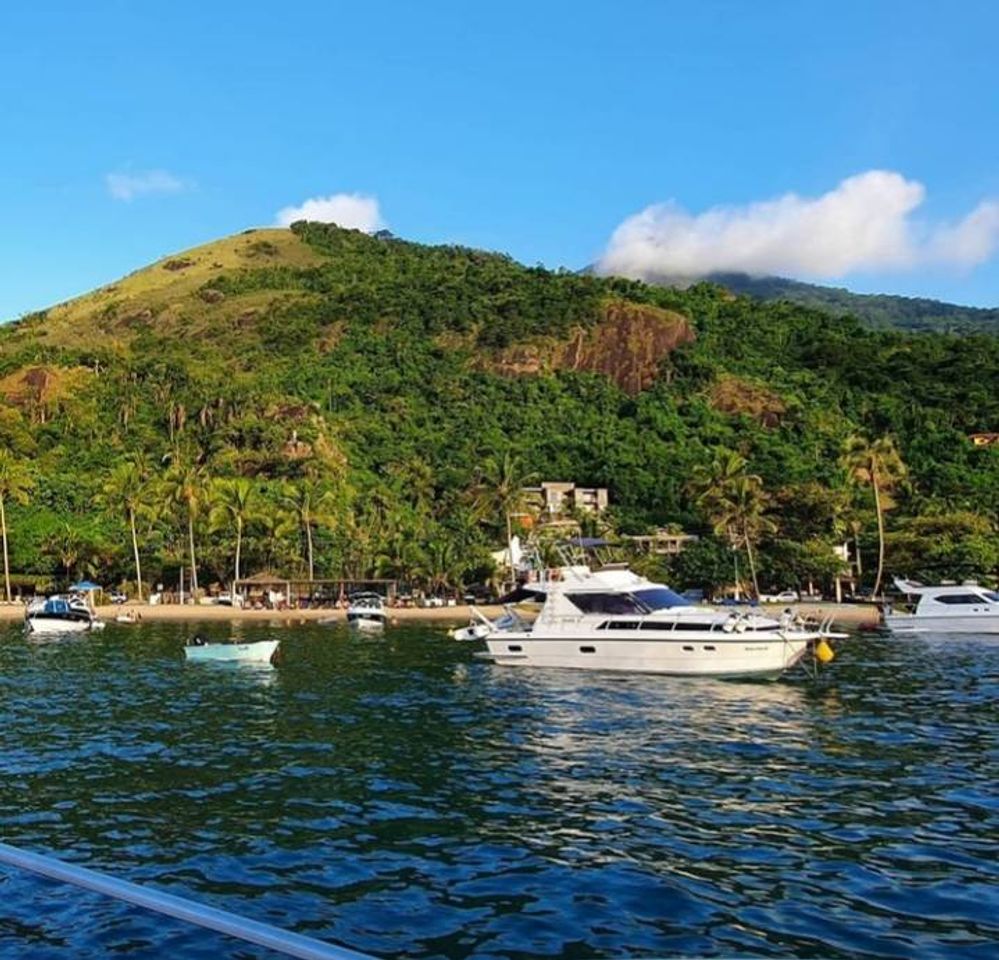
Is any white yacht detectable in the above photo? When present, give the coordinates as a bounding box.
[454,564,842,679]
[883,578,999,635]
[346,592,388,630]
[25,595,106,635]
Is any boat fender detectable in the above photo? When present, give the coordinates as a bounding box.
[814,638,835,664]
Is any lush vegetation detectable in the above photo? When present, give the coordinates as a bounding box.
[0,223,996,598]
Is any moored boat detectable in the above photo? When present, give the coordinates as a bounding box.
[184,637,280,663]
[883,578,999,635]
[25,595,105,635]
[346,593,387,630]
[455,563,842,679]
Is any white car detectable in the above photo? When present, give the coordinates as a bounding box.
[759,589,800,604]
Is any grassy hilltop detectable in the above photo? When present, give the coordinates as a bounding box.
[0,222,996,594]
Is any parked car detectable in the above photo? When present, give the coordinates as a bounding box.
[108,590,128,605]
[845,589,876,603]
[759,589,800,604]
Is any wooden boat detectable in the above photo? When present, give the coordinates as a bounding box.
[184,637,280,664]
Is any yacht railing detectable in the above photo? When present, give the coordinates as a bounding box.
[0,841,373,960]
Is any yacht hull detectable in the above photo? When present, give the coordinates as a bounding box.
[480,633,813,678]
[25,617,96,635]
[883,614,999,635]
[347,613,386,630]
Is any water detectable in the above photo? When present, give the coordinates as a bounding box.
[0,622,996,959]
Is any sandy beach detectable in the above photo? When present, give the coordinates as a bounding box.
[0,600,881,629]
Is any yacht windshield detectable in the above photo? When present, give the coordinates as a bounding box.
[632,588,691,612]
[566,593,643,615]
[565,587,692,615]
[984,591,999,602]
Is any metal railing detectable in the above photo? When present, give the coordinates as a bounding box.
[0,841,374,960]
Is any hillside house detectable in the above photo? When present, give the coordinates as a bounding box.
[521,482,609,518]
[624,529,700,556]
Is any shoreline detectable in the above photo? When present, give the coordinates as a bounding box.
[0,601,881,629]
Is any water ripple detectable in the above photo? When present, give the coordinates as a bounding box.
[0,624,996,958]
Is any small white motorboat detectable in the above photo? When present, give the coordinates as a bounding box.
[346,593,387,630]
[184,636,280,664]
[25,595,105,635]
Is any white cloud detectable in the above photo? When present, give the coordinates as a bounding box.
[275,192,385,231]
[598,171,999,280]
[106,169,188,201]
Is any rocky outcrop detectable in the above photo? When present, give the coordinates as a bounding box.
[707,374,786,427]
[0,365,91,424]
[488,299,695,395]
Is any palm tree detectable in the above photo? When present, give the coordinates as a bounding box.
[0,451,33,601]
[42,521,109,583]
[282,480,337,581]
[210,477,256,586]
[689,450,773,599]
[472,452,537,571]
[840,435,907,598]
[254,497,299,573]
[100,460,150,600]
[162,463,208,596]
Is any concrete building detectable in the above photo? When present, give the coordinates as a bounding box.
[522,482,609,518]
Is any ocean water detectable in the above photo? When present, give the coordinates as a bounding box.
[0,621,995,959]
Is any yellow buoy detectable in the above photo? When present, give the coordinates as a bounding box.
[814,638,835,664]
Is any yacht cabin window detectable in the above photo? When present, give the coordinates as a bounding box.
[935,593,988,605]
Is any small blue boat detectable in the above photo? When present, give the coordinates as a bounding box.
[184,638,280,663]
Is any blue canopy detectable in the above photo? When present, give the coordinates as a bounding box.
[69,580,102,591]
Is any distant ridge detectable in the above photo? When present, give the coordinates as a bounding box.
[641,271,999,334]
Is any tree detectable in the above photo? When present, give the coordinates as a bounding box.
[162,463,208,595]
[689,450,773,598]
[840,435,907,597]
[0,451,33,601]
[282,480,337,581]
[100,460,151,599]
[42,521,111,583]
[472,452,537,574]
[210,477,256,586]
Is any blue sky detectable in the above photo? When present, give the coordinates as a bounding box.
[2,0,998,321]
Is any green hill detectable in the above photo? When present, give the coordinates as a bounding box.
[1,223,997,594]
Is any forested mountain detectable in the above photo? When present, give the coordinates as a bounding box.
[1,223,996,596]
[642,270,999,334]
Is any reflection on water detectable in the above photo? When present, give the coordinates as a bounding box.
[0,622,996,959]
